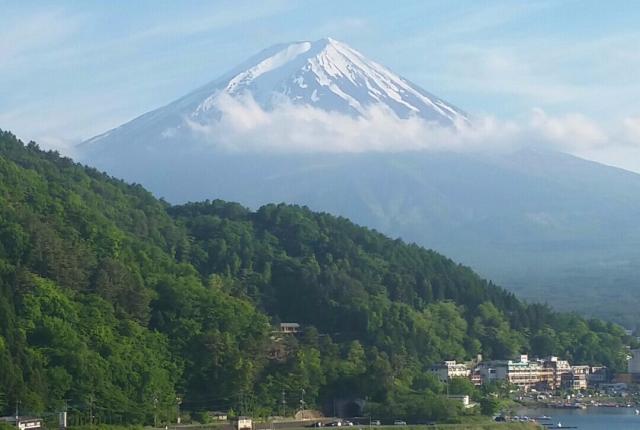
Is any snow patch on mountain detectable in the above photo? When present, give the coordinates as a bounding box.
[226,42,312,93]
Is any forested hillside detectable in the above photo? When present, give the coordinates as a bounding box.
[0,130,631,423]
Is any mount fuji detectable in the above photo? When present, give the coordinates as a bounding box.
[79,38,640,328]
[83,38,467,157]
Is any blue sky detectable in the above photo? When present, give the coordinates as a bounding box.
[2,0,640,170]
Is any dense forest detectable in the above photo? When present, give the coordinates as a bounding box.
[0,130,632,424]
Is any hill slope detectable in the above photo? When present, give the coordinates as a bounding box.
[0,130,630,423]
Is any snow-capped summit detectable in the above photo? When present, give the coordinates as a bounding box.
[83,38,467,151]
[184,37,468,125]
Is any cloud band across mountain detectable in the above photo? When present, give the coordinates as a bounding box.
[180,90,636,156]
[182,91,511,153]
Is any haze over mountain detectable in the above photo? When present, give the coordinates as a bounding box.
[79,38,640,327]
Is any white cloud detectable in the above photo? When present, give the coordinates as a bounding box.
[185,92,521,153]
[529,108,609,151]
[182,92,630,159]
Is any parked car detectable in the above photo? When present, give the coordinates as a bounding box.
[371,420,381,426]
[327,422,342,427]
[393,420,407,425]
[308,422,323,428]
[343,421,354,426]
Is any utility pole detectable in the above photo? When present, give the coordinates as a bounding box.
[280,391,286,418]
[15,400,20,426]
[60,399,69,430]
[176,396,182,425]
[88,393,95,426]
[154,395,159,428]
[299,389,306,420]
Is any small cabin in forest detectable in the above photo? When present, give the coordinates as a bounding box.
[279,322,301,334]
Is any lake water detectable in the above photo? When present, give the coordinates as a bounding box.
[517,407,640,429]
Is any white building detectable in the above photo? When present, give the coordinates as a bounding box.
[430,360,470,382]
[235,417,252,430]
[503,355,548,390]
[477,355,552,390]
